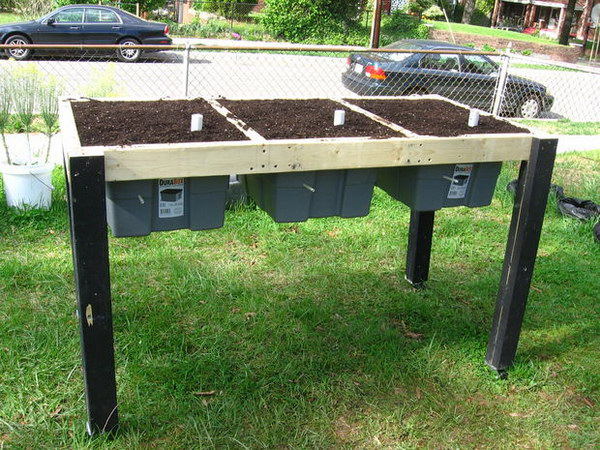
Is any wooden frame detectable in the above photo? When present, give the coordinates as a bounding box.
[60,97,556,434]
[60,96,533,182]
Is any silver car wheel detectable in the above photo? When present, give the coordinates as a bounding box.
[519,96,541,118]
[117,39,141,62]
[5,36,31,60]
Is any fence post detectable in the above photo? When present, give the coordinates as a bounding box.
[492,52,510,117]
[182,42,191,98]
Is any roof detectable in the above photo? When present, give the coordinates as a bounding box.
[387,39,475,51]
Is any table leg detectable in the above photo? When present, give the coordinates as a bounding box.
[486,138,557,374]
[66,156,118,434]
[405,210,435,287]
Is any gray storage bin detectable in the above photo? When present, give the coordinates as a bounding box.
[377,163,502,211]
[243,169,376,222]
[106,176,229,237]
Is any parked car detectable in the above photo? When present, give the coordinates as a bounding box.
[0,4,172,62]
[342,39,554,118]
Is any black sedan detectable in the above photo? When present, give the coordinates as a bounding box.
[0,4,172,62]
[342,39,554,118]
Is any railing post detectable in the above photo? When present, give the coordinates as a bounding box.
[492,52,510,116]
[182,42,191,98]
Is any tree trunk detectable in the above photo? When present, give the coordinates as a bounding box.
[558,0,577,45]
[491,0,503,27]
[577,0,593,39]
[462,0,476,24]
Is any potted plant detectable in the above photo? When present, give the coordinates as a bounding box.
[0,65,60,210]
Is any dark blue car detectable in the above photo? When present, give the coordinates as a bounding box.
[0,4,172,62]
[342,39,554,118]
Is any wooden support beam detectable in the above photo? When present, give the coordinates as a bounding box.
[486,137,557,374]
[66,156,118,434]
[405,210,435,287]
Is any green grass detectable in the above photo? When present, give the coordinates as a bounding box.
[0,12,22,24]
[429,21,562,47]
[517,119,600,135]
[0,153,599,448]
[511,63,581,72]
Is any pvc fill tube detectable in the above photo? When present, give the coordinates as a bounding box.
[468,109,480,127]
[191,114,204,131]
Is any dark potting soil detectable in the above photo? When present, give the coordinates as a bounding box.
[218,99,405,140]
[72,99,249,146]
[346,99,530,137]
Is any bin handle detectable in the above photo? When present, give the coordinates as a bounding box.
[29,170,55,191]
[443,176,459,184]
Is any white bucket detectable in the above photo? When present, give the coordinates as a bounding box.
[1,163,54,210]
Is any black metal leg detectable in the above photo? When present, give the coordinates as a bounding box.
[405,210,435,287]
[66,156,118,434]
[486,138,557,373]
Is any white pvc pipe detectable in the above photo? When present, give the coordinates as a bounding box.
[191,114,203,131]
[468,109,480,127]
[334,110,345,126]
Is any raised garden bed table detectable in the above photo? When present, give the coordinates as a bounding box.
[60,97,557,434]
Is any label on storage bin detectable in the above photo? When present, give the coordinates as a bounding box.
[447,164,473,199]
[158,178,185,218]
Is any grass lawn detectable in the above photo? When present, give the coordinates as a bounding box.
[0,150,598,448]
[0,12,22,24]
[517,119,600,135]
[429,21,562,47]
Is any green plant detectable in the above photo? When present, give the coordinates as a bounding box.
[38,83,60,164]
[11,0,53,19]
[422,5,444,21]
[380,11,430,43]
[261,0,364,43]
[12,72,37,164]
[521,49,532,56]
[2,64,62,166]
[0,77,13,165]
[195,0,257,21]
[482,43,496,52]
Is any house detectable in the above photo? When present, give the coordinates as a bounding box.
[491,0,599,40]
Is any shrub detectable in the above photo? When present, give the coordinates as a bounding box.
[195,0,258,21]
[380,11,430,43]
[261,0,364,43]
[422,5,444,21]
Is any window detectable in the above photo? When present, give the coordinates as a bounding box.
[461,54,497,75]
[85,9,119,24]
[54,8,84,23]
[419,54,460,72]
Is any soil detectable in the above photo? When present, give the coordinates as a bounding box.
[72,99,249,147]
[346,99,529,137]
[218,99,404,140]
[71,98,528,147]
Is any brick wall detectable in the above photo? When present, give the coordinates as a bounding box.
[429,29,581,63]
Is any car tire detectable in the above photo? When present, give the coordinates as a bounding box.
[403,87,428,96]
[516,95,542,118]
[116,38,142,62]
[4,35,32,61]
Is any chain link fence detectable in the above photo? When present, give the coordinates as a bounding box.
[0,43,599,122]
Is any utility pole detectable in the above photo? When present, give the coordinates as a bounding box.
[370,0,384,48]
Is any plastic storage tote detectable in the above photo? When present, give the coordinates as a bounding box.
[105,176,229,237]
[243,169,376,222]
[376,163,502,211]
